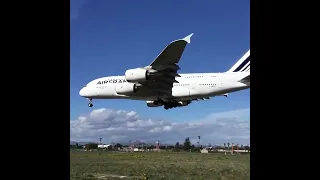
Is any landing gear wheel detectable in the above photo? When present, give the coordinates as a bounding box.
[87,98,93,107]
[164,106,169,110]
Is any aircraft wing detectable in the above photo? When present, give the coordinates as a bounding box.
[143,33,193,98]
[126,33,193,98]
[149,33,193,67]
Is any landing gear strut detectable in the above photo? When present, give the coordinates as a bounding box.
[87,98,93,107]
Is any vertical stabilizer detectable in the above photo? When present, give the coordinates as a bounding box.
[227,50,250,72]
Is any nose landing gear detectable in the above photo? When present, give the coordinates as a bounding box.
[87,98,93,107]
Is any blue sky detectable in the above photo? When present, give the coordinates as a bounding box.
[70,0,250,144]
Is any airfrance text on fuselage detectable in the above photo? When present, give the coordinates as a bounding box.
[97,79,127,85]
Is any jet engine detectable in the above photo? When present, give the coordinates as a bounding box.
[146,100,163,107]
[125,68,151,82]
[115,83,139,95]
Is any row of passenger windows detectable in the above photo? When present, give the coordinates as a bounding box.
[173,84,216,86]
[97,84,215,87]
[184,75,217,78]
[185,76,204,78]
[200,84,216,86]
[173,84,190,86]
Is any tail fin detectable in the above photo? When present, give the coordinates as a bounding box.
[227,50,250,72]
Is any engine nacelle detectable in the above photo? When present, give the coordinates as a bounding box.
[125,68,150,82]
[115,83,138,95]
[146,100,163,107]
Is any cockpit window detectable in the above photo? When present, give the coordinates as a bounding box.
[86,80,96,87]
[86,78,103,87]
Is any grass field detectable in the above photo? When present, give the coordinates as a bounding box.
[70,150,250,180]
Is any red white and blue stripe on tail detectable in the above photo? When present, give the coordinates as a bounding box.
[227,50,250,72]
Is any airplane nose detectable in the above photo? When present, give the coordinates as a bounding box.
[79,87,87,97]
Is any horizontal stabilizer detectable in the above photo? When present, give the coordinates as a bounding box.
[239,75,250,83]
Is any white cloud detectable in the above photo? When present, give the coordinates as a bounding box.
[70,108,250,145]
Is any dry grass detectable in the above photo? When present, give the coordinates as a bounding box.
[70,150,250,180]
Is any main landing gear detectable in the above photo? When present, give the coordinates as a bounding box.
[164,102,180,110]
[87,98,93,107]
[163,100,191,110]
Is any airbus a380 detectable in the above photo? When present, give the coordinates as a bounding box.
[79,33,250,110]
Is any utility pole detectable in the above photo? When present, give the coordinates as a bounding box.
[156,140,160,152]
[232,143,234,154]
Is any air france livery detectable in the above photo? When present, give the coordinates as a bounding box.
[79,33,250,110]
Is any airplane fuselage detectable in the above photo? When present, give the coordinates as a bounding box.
[79,71,250,101]
[78,33,250,109]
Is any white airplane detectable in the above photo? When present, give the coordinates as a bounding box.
[79,33,250,110]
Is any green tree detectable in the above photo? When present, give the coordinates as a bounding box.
[84,143,97,150]
[184,137,192,150]
[175,142,180,149]
[115,143,123,148]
